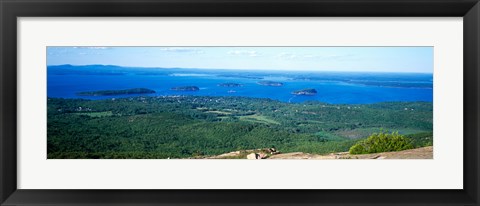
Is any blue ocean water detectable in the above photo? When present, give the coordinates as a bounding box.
[47,65,433,104]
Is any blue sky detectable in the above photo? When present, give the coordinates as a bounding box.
[47,47,433,73]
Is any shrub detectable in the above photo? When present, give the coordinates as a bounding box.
[349,131,414,154]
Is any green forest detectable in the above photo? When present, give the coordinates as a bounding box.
[47,96,433,159]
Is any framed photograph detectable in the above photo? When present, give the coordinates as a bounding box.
[1,0,479,205]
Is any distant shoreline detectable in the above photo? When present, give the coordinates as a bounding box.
[47,95,434,106]
[47,64,434,75]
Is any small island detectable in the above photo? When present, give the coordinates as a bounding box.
[257,81,284,87]
[77,88,156,96]
[170,86,200,91]
[218,83,243,87]
[292,88,317,96]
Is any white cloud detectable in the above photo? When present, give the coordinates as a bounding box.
[227,50,261,57]
[86,47,109,49]
[277,52,298,59]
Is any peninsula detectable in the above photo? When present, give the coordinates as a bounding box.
[77,88,155,96]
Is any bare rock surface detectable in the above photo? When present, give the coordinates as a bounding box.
[268,146,433,159]
[204,146,433,160]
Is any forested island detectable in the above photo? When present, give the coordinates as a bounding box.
[47,95,432,159]
[170,86,200,91]
[257,81,284,87]
[292,88,317,96]
[218,83,243,87]
[77,88,155,96]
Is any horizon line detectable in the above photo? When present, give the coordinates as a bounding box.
[47,64,434,74]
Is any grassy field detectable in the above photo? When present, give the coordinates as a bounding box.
[238,114,281,125]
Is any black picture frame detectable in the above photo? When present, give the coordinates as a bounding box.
[1,0,479,205]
